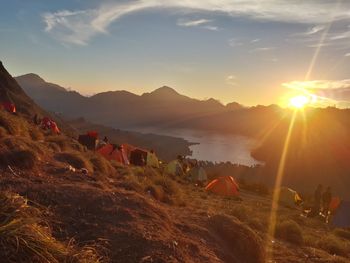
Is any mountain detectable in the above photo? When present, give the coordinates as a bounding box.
[16,74,243,129]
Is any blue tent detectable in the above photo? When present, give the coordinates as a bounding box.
[332,201,350,228]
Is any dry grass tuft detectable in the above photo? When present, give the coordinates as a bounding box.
[55,151,93,171]
[46,136,68,151]
[275,220,303,245]
[90,155,115,175]
[0,111,29,136]
[318,235,350,256]
[333,228,350,241]
[208,214,265,263]
[0,191,104,263]
[0,149,38,169]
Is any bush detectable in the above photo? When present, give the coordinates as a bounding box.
[318,235,350,256]
[55,152,93,171]
[0,191,103,263]
[275,220,303,245]
[0,149,37,169]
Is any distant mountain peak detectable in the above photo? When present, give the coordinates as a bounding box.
[150,86,179,96]
[16,73,46,83]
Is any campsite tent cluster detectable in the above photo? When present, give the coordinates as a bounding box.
[1,101,60,134]
[78,131,160,168]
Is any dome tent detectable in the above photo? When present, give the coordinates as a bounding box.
[206,176,239,197]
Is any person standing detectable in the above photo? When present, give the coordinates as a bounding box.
[322,187,332,216]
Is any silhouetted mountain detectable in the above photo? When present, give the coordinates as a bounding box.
[16,74,244,129]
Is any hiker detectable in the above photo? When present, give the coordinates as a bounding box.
[322,187,332,216]
[33,114,41,125]
[310,184,323,217]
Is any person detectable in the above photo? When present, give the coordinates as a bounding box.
[103,136,109,144]
[322,187,332,216]
[310,184,323,217]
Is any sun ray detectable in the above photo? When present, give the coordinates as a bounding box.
[266,110,297,259]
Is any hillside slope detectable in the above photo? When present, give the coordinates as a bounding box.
[3,62,350,262]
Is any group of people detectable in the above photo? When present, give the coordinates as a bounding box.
[310,184,332,219]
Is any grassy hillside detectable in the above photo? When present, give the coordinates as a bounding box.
[1,102,350,262]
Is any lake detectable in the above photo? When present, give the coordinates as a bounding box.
[131,128,262,166]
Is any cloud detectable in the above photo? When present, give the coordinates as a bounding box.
[177,18,211,27]
[228,38,243,47]
[283,79,350,90]
[226,75,237,86]
[301,25,325,35]
[250,47,275,52]
[250,38,260,43]
[345,53,350,57]
[202,25,219,31]
[43,0,350,45]
[283,79,350,105]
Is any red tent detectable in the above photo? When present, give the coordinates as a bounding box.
[1,102,16,113]
[41,117,60,134]
[87,131,98,139]
[205,176,239,197]
[97,144,129,165]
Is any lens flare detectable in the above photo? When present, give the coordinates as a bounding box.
[289,95,309,109]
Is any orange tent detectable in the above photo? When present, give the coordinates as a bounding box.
[97,144,129,165]
[205,176,239,197]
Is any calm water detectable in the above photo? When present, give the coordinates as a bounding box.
[132,128,261,166]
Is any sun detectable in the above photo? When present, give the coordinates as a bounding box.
[289,95,309,109]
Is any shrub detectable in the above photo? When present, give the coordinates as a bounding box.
[90,155,115,175]
[0,149,37,169]
[0,191,103,263]
[318,235,350,256]
[55,152,93,171]
[275,220,303,245]
[333,228,350,241]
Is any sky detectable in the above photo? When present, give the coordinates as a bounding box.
[1,0,350,106]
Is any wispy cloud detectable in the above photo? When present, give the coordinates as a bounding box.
[226,75,237,86]
[43,0,350,45]
[228,38,243,47]
[345,53,350,57]
[250,38,260,43]
[301,25,325,35]
[283,79,350,90]
[177,19,211,27]
[250,47,275,52]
